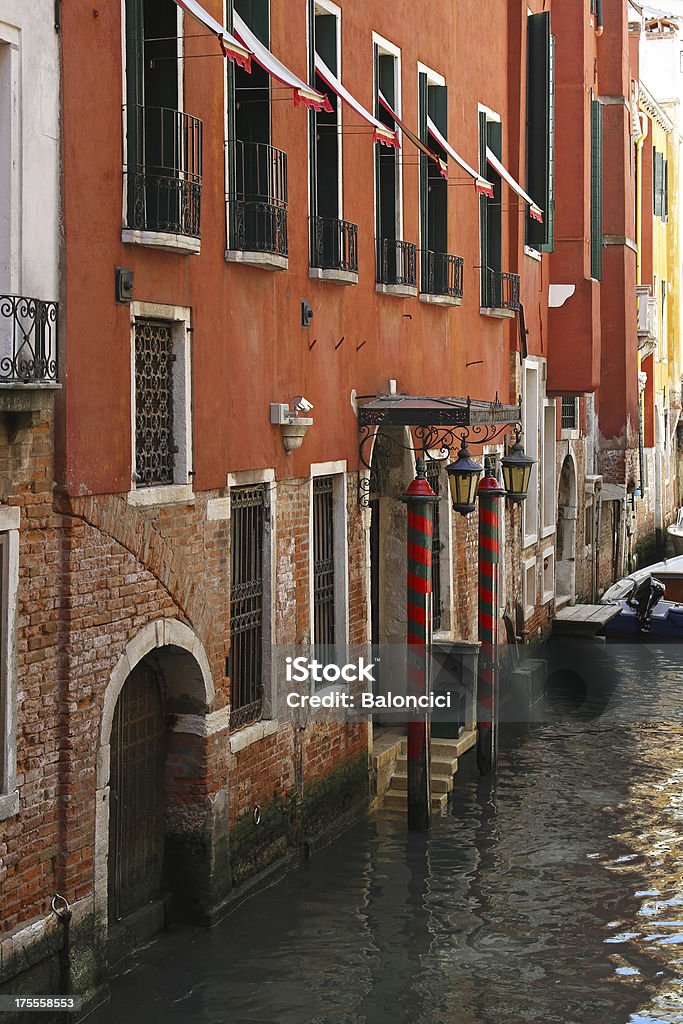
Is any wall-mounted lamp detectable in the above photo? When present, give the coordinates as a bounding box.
[270,397,314,454]
[501,429,535,504]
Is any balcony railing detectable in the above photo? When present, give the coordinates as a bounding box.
[310,217,358,274]
[420,251,464,300]
[376,239,417,288]
[227,140,288,257]
[482,270,521,311]
[123,105,203,239]
[0,295,58,384]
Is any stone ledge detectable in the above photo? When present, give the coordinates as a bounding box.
[230,718,280,753]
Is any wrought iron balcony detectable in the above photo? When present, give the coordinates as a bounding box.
[420,251,464,300]
[310,217,358,274]
[123,105,202,239]
[0,295,58,384]
[227,140,288,258]
[376,239,417,289]
[482,270,521,312]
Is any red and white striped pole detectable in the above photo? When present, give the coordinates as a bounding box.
[477,470,505,774]
[402,457,438,830]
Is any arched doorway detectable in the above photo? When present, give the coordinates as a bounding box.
[108,658,165,924]
[557,455,577,604]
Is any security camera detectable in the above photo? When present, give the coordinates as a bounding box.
[293,396,314,414]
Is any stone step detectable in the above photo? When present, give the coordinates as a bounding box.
[391,772,454,794]
[396,755,457,777]
[383,788,449,812]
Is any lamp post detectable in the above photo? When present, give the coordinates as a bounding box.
[446,428,535,774]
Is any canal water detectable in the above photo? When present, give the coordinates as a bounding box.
[89,645,683,1024]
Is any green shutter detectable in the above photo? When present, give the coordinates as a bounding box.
[541,35,555,252]
[419,72,429,256]
[479,110,489,305]
[526,12,551,249]
[664,158,669,221]
[654,150,663,218]
[590,98,603,281]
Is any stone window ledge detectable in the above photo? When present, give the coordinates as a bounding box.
[230,718,279,753]
[0,790,19,821]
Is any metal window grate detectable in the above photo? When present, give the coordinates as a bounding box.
[425,460,442,632]
[561,396,578,431]
[229,486,266,730]
[313,476,336,656]
[134,320,176,487]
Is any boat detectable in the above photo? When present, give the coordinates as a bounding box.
[667,508,683,555]
[600,554,683,637]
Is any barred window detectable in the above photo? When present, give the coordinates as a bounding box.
[425,460,442,633]
[134,320,176,487]
[228,485,266,730]
[561,396,578,431]
[313,475,336,654]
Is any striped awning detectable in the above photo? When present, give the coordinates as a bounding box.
[378,93,446,176]
[427,117,494,197]
[315,55,399,148]
[233,12,330,111]
[172,0,251,68]
[486,147,543,222]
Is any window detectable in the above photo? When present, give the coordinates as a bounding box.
[310,465,348,670]
[542,402,556,534]
[309,2,357,273]
[227,1,288,260]
[425,459,443,632]
[523,557,537,620]
[526,13,554,251]
[653,149,668,222]
[0,38,14,293]
[585,501,594,547]
[419,68,449,293]
[0,507,20,821]
[479,108,503,306]
[123,0,202,242]
[130,304,193,503]
[590,97,603,280]
[374,40,414,289]
[523,362,540,545]
[229,485,267,729]
[542,549,555,604]
[561,396,578,431]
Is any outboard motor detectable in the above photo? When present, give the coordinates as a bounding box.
[626,575,666,630]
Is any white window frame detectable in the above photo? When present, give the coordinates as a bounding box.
[541,546,555,605]
[226,467,277,727]
[523,556,537,620]
[523,359,541,547]
[0,505,20,821]
[309,461,349,652]
[0,24,20,295]
[372,34,403,243]
[542,399,556,537]
[312,0,343,221]
[128,301,194,507]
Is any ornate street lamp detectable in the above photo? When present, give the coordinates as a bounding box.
[446,436,483,515]
[501,428,535,503]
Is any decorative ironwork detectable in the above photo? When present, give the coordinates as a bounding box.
[227,140,288,257]
[310,217,358,273]
[561,395,578,430]
[376,239,417,288]
[482,270,521,311]
[123,105,202,238]
[357,395,522,507]
[424,459,442,631]
[134,320,175,488]
[0,295,58,383]
[420,251,464,299]
[229,485,266,730]
[313,475,336,664]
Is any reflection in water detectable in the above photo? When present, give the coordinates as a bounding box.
[90,649,683,1024]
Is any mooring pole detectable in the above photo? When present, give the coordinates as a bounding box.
[402,457,438,830]
[477,471,505,774]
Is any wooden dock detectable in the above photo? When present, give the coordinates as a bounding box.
[552,603,621,637]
